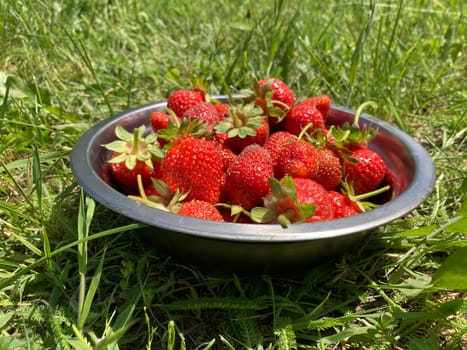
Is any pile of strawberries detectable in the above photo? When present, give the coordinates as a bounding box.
[103,78,392,227]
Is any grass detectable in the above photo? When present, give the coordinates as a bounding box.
[0,0,466,348]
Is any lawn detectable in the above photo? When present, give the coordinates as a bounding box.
[0,0,466,349]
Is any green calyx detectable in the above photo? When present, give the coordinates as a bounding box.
[103,125,164,170]
[128,176,189,213]
[250,176,316,228]
[214,102,265,139]
[240,79,290,120]
[341,180,391,212]
[157,116,207,144]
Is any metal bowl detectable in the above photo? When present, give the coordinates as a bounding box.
[71,97,436,271]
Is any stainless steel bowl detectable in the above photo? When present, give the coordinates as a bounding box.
[71,97,436,271]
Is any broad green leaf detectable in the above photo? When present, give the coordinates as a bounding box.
[0,312,14,329]
[445,197,467,233]
[392,225,437,237]
[408,331,439,350]
[432,246,467,290]
[319,326,373,345]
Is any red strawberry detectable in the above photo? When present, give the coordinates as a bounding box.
[214,102,230,120]
[150,111,179,147]
[285,102,325,136]
[166,89,205,118]
[251,176,316,227]
[213,142,237,172]
[263,131,297,168]
[225,144,274,210]
[254,78,295,125]
[311,148,343,190]
[182,101,221,130]
[178,200,224,222]
[302,95,331,119]
[150,111,176,132]
[103,125,164,193]
[161,137,223,204]
[327,190,360,218]
[343,147,386,194]
[215,103,270,154]
[274,140,318,180]
[294,178,334,222]
[257,78,295,109]
[108,154,161,194]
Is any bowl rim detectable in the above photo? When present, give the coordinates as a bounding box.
[71,97,436,243]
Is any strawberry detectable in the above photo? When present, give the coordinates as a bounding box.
[215,103,269,154]
[161,137,223,204]
[182,101,221,130]
[108,154,161,194]
[166,88,205,118]
[150,111,177,132]
[302,95,331,119]
[225,144,274,210]
[103,125,164,193]
[325,101,378,151]
[214,102,230,120]
[217,204,253,223]
[263,131,297,169]
[285,101,325,136]
[329,181,391,218]
[150,110,179,147]
[254,78,295,125]
[343,147,386,195]
[251,176,316,228]
[311,148,343,190]
[274,140,318,180]
[178,200,224,222]
[327,190,360,218]
[257,78,295,109]
[157,117,207,148]
[213,142,237,172]
[293,178,335,222]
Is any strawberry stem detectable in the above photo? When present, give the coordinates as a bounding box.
[131,127,141,155]
[353,101,378,126]
[352,184,391,201]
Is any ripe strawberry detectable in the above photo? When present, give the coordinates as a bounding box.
[274,140,318,180]
[182,101,221,130]
[150,111,177,132]
[263,131,297,168]
[294,178,334,222]
[213,141,237,172]
[285,101,325,136]
[257,78,295,109]
[108,154,161,194]
[161,137,223,204]
[178,200,224,222]
[150,110,179,147]
[302,95,331,119]
[103,125,164,193]
[215,103,269,154]
[343,147,386,194]
[255,78,295,125]
[329,180,391,218]
[214,102,230,120]
[311,148,343,190]
[225,144,274,210]
[166,88,205,118]
[217,204,253,223]
[327,190,360,218]
[250,176,316,227]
